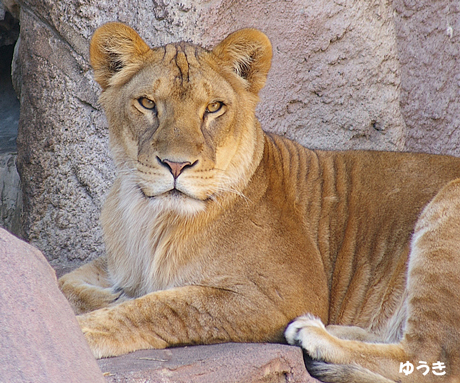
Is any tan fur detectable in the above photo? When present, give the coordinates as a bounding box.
[59,23,460,382]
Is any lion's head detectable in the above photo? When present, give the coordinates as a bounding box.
[90,23,272,215]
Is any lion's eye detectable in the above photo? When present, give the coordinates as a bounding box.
[138,97,156,110]
[206,101,223,114]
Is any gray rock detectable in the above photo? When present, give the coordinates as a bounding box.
[0,153,21,234]
[0,228,105,383]
[15,2,114,265]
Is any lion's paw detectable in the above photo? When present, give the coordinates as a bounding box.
[285,313,323,341]
[59,277,128,315]
[77,309,118,358]
[77,306,168,358]
[285,314,342,362]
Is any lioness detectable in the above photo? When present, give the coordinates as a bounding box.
[59,22,460,383]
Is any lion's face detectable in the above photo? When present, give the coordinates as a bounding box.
[91,24,272,214]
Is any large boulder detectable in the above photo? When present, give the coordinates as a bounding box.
[0,228,105,383]
[10,0,460,266]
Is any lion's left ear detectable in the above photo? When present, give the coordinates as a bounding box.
[212,29,272,94]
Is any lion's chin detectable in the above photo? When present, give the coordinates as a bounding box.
[139,187,207,216]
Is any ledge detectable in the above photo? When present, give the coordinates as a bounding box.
[99,342,318,383]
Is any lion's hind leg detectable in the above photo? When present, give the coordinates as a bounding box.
[326,323,383,342]
[286,179,460,383]
[402,178,460,380]
[285,314,405,382]
[304,357,395,383]
[58,256,126,314]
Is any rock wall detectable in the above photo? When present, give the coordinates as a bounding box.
[8,0,460,265]
[393,0,460,155]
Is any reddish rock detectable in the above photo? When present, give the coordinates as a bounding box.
[99,343,317,383]
[0,228,105,383]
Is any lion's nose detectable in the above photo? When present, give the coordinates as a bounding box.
[157,157,196,179]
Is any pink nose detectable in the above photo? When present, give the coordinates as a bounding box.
[160,159,192,179]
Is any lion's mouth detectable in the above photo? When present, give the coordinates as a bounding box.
[136,184,208,215]
[138,185,190,200]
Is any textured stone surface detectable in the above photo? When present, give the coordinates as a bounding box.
[393,0,460,155]
[0,228,105,383]
[11,0,460,265]
[206,0,406,151]
[15,5,112,264]
[0,153,21,234]
[99,343,317,383]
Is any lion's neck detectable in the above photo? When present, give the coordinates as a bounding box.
[102,177,210,297]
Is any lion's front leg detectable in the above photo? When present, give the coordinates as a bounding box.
[77,285,287,358]
[59,256,127,314]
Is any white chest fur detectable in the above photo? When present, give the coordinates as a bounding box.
[102,177,204,297]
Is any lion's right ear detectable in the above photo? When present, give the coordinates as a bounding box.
[90,22,152,90]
